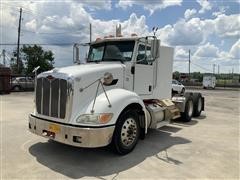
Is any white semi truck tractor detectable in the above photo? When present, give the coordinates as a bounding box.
[29,36,204,155]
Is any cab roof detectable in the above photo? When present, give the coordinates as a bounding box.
[91,36,141,45]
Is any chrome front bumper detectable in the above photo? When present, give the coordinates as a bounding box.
[28,114,115,148]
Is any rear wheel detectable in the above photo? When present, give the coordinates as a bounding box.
[13,86,21,91]
[193,93,202,117]
[181,95,194,122]
[111,110,140,155]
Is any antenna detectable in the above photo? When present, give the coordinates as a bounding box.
[152,27,159,36]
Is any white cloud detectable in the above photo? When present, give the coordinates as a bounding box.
[212,6,228,17]
[214,14,240,38]
[184,9,197,19]
[117,0,182,14]
[197,0,212,14]
[78,0,112,10]
[175,47,189,60]
[194,43,219,58]
[230,39,240,59]
[25,19,37,32]
[157,18,206,46]
[121,13,149,36]
[157,13,240,46]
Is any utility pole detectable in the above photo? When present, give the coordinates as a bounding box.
[188,49,191,81]
[17,8,22,74]
[213,64,216,75]
[218,65,220,74]
[2,49,6,66]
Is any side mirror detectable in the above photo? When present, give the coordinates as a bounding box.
[151,39,160,59]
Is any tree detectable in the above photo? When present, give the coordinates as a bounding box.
[22,45,54,75]
[10,50,25,74]
[191,72,203,82]
[173,71,180,80]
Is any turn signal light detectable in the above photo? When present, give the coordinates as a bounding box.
[99,113,113,124]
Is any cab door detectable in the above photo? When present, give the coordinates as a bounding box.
[133,44,154,95]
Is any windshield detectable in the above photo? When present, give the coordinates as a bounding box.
[87,41,135,62]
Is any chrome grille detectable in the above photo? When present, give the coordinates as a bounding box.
[36,77,68,119]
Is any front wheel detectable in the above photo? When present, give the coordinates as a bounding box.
[111,110,140,155]
[181,88,185,94]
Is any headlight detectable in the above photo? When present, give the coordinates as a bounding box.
[76,113,113,124]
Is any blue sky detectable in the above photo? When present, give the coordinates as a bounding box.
[0,0,239,73]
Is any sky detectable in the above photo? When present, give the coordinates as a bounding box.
[0,0,239,73]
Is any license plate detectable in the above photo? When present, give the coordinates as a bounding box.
[49,124,60,133]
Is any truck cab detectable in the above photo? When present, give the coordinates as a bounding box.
[29,36,204,155]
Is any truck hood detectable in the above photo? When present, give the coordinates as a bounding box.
[39,63,125,79]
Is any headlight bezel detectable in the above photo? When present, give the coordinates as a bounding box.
[76,113,113,124]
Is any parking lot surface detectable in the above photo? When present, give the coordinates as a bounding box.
[1,89,239,179]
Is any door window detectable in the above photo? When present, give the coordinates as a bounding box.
[136,44,152,65]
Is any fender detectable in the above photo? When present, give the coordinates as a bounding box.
[71,88,148,133]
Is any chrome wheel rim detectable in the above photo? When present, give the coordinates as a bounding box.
[197,98,202,112]
[188,100,193,117]
[121,118,137,147]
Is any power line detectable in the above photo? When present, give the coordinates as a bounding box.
[191,62,212,73]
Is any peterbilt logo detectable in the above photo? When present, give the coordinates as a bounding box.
[46,75,55,81]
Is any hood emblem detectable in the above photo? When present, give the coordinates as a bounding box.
[46,75,55,81]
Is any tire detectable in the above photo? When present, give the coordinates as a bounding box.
[193,93,202,117]
[181,95,194,122]
[13,86,21,91]
[111,109,140,155]
[172,89,177,96]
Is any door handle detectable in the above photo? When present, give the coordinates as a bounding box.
[131,66,135,74]
[149,85,152,92]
